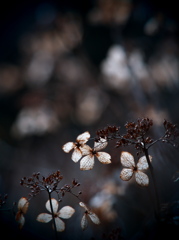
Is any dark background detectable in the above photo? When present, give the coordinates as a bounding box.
[0,0,179,239]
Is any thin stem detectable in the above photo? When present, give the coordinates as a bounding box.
[47,190,58,240]
[144,148,160,220]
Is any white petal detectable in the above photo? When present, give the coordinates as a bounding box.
[81,214,88,230]
[88,212,100,225]
[62,142,75,153]
[37,213,52,223]
[58,206,75,219]
[72,148,82,162]
[94,138,108,151]
[137,155,151,170]
[121,151,135,168]
[135,172,149,186]
[96,152,111,164]
[120,168,134,181]
[17,215,25,229]
[54,217,65,232]
[46,198,59,214]
[79,202,88,211]
[80,144,92,155]
[77,131,90,144]
[18,197,29,214]
[80,155,94,170]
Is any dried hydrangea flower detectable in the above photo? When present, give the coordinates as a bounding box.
[37,198,75,232]
[62,131,90,162]
[15,197,29,229]
[80,138,111,170]
[79,202,100,230]
[120,151,152,187]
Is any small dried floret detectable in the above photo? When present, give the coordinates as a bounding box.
[15,197,29,229]
[120,151,152,186]
[37,198,75,232]
[79,138,111,170]
[62,131,90,162]
[79,202,100,230]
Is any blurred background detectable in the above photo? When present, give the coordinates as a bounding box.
[0,0,179,239]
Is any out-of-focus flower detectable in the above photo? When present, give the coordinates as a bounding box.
[0,65,22,94]
[120,151,152,186]
[80,138,111,170]
[88,0,131,25]
[79,202,100,230]
[101,45,131,92]
[37,198,75,232]
[76,88,109,125]
[12,104,60,138]
[15,197,29,229]
[25,51,54,86]
[62,131,90,162]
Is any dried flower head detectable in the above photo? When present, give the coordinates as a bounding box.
[79,202,100,230]
[37,198,75,232]
[20,171,63,198]
[120,151,152,186]
[62,131,90,162]
[80,138,111,170]
[163,120,179,147]
[15,197,29,229]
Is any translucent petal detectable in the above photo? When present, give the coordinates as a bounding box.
[72,148,82,162]
[62,142,75,153]
[18,197,29,214]
[88,212,100,225]
[137,155,151,170]
[54,217,65,232]
[120,168,134,181]
[77,131,90,144]
[80,144,92,155]
[94,138,108,151]
[58,206,75,219]
[81,214,88,230]
[96,152,111,164]
[37,213,52,223]
[17,215,25,229]
[79,202,88,211]
[46,198,59,214]
[80,155,94,170]
[121,151,135,168]
[135,171,149,186]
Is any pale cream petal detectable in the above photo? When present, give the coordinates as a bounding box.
[17,197,29,214]
[96,152,111,164]
[77,131,90,144]
[72,148,82,162]
[88,212,100,225]
[37,213,52,223]
[62,142,75,153]
[135,172,149,186]
[81,214,88,230]
[17,215,25,229]
[46,198,59,214]
[54,217,65,232]
[137,156,150,170]
[94,138,108,151]
[120,168,134,181]
[120,151,135,168]
[79,202,88,211]
[80,144,92,155]
[80,155,94,170]
[58,206,75,219]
